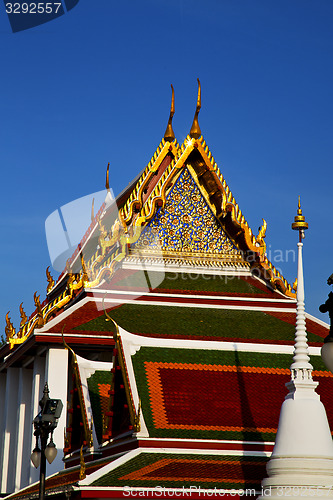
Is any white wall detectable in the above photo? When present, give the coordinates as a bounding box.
[45,348,69,476]
[29,355,45,486]
[0,367,20,494]
[15,368,33,491]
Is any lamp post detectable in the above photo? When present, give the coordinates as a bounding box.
[31,382,63,500]
[320,275,333,371]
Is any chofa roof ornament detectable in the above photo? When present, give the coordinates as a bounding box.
[189,78,202,139]
[163,84,175,142]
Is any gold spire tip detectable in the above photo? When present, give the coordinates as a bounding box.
[164,84,175,142]
[291,195,308,237]
[189,78,202,139]
[91,197,95,223]
[105,163,110,191]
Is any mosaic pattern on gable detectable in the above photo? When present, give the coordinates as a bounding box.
[133,168,240,255]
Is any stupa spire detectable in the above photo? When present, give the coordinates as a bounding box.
[189,78,202,139]
[289,196,312,378]
[259,197,333,500]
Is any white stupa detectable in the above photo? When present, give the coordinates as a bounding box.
[259,198,333,499]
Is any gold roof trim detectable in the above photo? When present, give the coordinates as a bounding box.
[122,139,178,224]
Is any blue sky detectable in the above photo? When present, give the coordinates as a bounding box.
[0,0,332,333]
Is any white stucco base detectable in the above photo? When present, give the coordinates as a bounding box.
[259,379,333,500]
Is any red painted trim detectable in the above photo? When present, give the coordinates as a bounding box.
[137,439,273,453]
[90,292,295,310]
[80,490,249,499]
[34,335,114,346]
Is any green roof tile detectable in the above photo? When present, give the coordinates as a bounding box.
[76,305,323,344]
[91,452,268,490]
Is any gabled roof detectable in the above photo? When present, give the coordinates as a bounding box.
[7,103,296,349]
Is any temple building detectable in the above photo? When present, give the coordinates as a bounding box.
[1,82,332,499]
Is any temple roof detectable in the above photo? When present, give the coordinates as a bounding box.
[6,110,301,348]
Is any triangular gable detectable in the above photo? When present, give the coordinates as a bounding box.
[132,166,244,267]
[118,136,295,298]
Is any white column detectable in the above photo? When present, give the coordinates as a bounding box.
[45,348,68,476]
[29,356,45,485]
[0,367,20,495]
[14,368,33,491]
[0,372,7,464]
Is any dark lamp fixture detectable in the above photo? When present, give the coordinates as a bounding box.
[321,340,333,373]
[31,382,63,500]
[45,439,57,465]
[31,447,41,469]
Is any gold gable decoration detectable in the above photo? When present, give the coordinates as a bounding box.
[133,167,246,268]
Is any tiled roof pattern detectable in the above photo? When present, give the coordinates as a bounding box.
[77,304,323,344]
[91,452,268,490]
[47,301,108,334]
[5,456,113,500]
[131,347,333,441]
[109,270,273,296]
[267,311,329,341]
[87,370,112,443]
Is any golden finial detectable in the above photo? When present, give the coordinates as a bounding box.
[5,312,15,341]
[133,399,141,432]
[189,78,202,139]
[79,445,86,480]
[256,219,267,253]
[102,414,108,436]
[61,325,77,359]
[79,249,89,283]
[164,84,175,141]
[19,302,28,329]
[293,278,298,292]
[64,428,70,449]
[102,294,120,340]
[105,163,110,192]
[91,197,95,223]
[291,196,308,241]
[66,260,75,292]
[46,266,55,294]
[88,416,94,447]
[33,292,44,328]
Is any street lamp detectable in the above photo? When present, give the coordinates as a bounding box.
[31,382,63,500]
